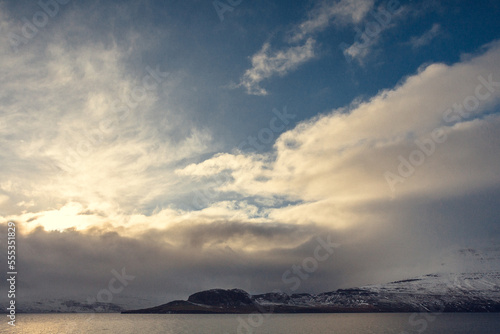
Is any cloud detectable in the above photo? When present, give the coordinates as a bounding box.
[152,41,500,298]
[2,1,500,311]
[341,37,376,63]
[176,153,265,177]
[238,38,315,96]
[0,212,464,308]
[291,0,375,42]
[238,0,375,95]
[184,40,500,226]
[408,23,442,48]
[339,1,406,64]
[0,220,340,305]
[0,4,213,219]
[5,38,500,304]
[5,199,496,308]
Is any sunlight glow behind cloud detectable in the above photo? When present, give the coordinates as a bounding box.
[1,0,500,305]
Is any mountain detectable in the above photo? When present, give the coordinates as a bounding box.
[123,271,500,314]
[8,245,500,313]
[3,294,154,314]
[9,299,125,313]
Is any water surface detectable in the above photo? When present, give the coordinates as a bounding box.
[5,313,500,334]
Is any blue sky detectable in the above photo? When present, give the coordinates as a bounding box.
[1,0,500,306]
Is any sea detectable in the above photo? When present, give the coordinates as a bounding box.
[3,313,500,333]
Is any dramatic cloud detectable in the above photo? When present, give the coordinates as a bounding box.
[184,40,500,231]
[0,4,213,222]
[1,0,499,312]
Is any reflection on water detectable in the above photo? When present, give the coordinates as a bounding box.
[8,313,500,334]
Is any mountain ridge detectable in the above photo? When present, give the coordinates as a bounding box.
[122,271,500,314]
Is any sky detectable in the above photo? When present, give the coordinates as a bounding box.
[1,0,500,308]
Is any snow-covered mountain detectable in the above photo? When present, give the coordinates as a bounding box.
[124,271,500,313]
[123,244,500,313]
[12,245,500,313]
[256,271,500,312]
[11,270,500,313]
[255,245,500,312]
[16,299,125,313]
[3,294,155,314]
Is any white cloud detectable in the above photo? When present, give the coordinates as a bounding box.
[0,8,213,221]
[341,37,376,63]
[176,153,266,177]
[238,0,375,95]
[291,0,375,42]
[339,1,406,64]
[186,41,500,227]
[238,38,315,96]
[408,23,442,49]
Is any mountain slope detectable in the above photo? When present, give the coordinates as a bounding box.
[123,271,500,314]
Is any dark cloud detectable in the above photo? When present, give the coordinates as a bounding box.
[146,220,326,249]
[3,186,499,309]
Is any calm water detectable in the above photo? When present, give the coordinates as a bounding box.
[3,313,500,334]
